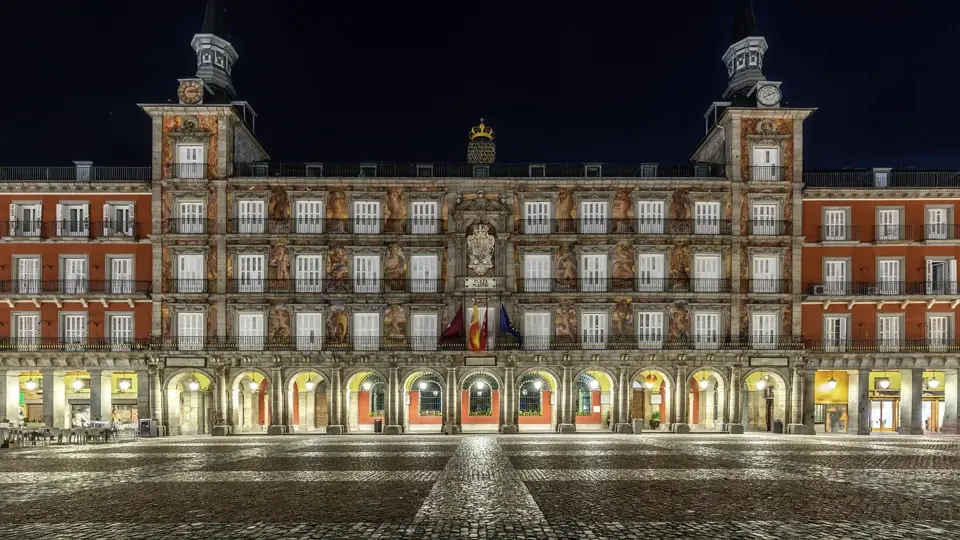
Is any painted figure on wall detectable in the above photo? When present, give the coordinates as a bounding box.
[668,303,690,344]
[554,245,577,290]
[611,300,634,342]
[206,304,218,340]
[669,242,690,287]
[669,189,690,221]
[269,243,291,281]
[612,241,635,290]
[161,247,173,285]
[556,188,575,233]
[269,306,292,343]
[161,305,172,340]
[555,305,577,343]
[326,311,348,346]
[384,244,406,286]
[612,189,634,233]
[385,189,407,233]
[327,245,348,292]
[161,191,174,232]
[207,242,217,282]
[268,187,289,220]
[328,190,348,233]
[384,305,407,342]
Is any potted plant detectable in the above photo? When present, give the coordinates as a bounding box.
[649,411,661,430]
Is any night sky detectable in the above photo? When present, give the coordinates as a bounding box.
[3,1,957,169]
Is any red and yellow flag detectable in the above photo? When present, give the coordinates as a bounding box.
[468,302,483,352]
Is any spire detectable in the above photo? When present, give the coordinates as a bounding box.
[191,0,239,101]
[721,0,767,101]
[730,0,758,43]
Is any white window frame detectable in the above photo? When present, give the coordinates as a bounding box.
[581,253,608,292]
[693,253,722,293]
[237,312,265,351]
[925,257,957,295]
[636,311,664,349]
[822,258,849,295]
[12,312,40,351]
[694,201,722,235]
[409,254,439,293]
[411,201,440,234]
[236,199,266,234]
[877,314,902,352]
[14,255,40,295]
[751,312,778,349]
[875,257,902,295]
[637,253,665,292]
[177,311,205,351]
[693,311,721,350]
[176,144,205,179]
[57,203,90,238]
[237,254,266,293]
[579,201,608,234]
[60,312,88,350]
[581,312,607,350]
[103,203,135,237]
[636,200,665,234]
[353,201,381,234]
[750,203,780,235]
[177,200,206,234]
[294,254,324,293]
[524,311,550,351]
[410,312,438,351]
[823,314,849,352]
[751,146,782,181]
[107,256,135,294]
[295,312,324,351]
[107,313,134,351]
[524,201,552,235]
[926,314,952,351]
[9,203,42,237]
[353,254,381,293]
[822,207,851,242]
[294,199,325,234]
[925,205,952,240]
[523,253,551,293]
[176,253,206,293]
[353,312,381,351]
[751,255,779,293]
[61,256,88,294]
[875,207,903,241]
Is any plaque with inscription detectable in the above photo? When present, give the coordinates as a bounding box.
[464,277,497,289]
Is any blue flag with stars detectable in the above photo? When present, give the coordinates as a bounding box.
[499,303,523,346]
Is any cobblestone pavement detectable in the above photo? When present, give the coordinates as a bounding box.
[2,433,959,539]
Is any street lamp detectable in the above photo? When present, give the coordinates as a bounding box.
[24,377,37,391]
[248,378,259,392]
[644,380,654,390]
[118,379,132,392]
[476,381,485,390]
[71,378,83,391]
[826,377,837,391]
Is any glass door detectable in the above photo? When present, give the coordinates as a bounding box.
[870,399,898,432]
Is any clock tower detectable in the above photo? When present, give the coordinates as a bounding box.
[721,0,781,109]
[190,0,239,102]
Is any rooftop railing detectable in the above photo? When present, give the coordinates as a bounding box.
[0,166,151,183]
[804,169,960,189]
[232,162,727,179]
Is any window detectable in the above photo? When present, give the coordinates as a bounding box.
[694,312,720,349]
[294,200,324,234]
[410,255,438,293]
[62,257,88,294]
[524,201,551,235]
[9,203,41,237]
[751,147,781,181]
[693,254,721,293]
[823,259,848,295]
[581,254,607,292]
[177,201,206,234]
[61,313,87,350]
[177,312,204,350]
[824,316,848,352]
[469,383,492,415]
[417,380,442,415]
[637,312,663,349]
[177,254,205,293]
[637,253,665,292]
[873,169,889,188]
[367,378,386,416]
[926,207,951,240]
[353,312,380,351]
[694,201,721,234]
[176,144,205,179]
[353,255,381,293]
[237,200,265,234]
[56,203,89,237]
[584,164,602,178]
[13,313,39,351]
[523,254,551,292]
[823,209,848,241]
[237,255,265,293]
[876,208,901,241]
[295,255,323,293]
[295,312,323,351]
[751,313,777,349]
[519,378,543,414]
[411,201,439,234]
[877,315,901,351]
[103,203,135,237]
[15,257,40,294]
[108,314,133,351]
[416,164,434,178]
[108,257,134,294]
[237,312,265,351]
[876,259,902,295]
[410,312,438,351]
[751,256,779,293]
[360,164,378,178]
[927,315,951,350]
[582,312,607,350]
[580,201,608,234]
[524,311,550,351]
[751,203,779,235]
[353,201,381,234]
[637,201,664,234]
[926,259,957,295]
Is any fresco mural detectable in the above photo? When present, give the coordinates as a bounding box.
[612,189,634,233]
[611,300,634,342]
[668,303,690,343]
[207,304,217,340]
[385,189,407,233]
[384,305,408,344]
[161,115,218,179]
[268,187,290,220]
[669,242,691,284]
[269,243,291,281]
[555,305,577,342]
[327,190,348,233]
[553,245,576,289]
[384,244,407,287]
[327,245,348,292]
[269,306,292,343]
[326,311,348,346]
[612,241,635,289]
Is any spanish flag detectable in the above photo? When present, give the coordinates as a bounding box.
[468,302,485,352]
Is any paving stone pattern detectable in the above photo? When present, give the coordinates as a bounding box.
[2,433,960,539]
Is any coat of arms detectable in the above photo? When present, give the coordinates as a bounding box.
[467,224,496,276]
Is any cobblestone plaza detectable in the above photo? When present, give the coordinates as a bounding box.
[2,434,959,539]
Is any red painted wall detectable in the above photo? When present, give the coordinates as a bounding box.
[0,194,153,236]
[689,378,700,425]
[802,302,959,341]
[292,382,300,425]
[357,391,383,425]
[803,199,960,243]
[518,390,553,424]
[460,390,500,424]
[257,379,268,425]
[0,302,152,340]
[407,392,443,424]
[658,381,666,421]
[577,391,602,424]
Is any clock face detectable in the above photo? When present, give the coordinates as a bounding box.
[757,85,781,106]
[177,80,204,105]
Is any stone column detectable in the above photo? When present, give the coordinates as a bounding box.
[88,370,112,423]
[135,369,151,428]
[727,366,744,434]
[267,367,285,435]
[786,367,803,430]
[326,366,345,434]
[557,366,576,433]
[1,371,20,424]
[612,366,631,433]
[672,365,690,433]
[942,369,959,435]
[384,366,403,435]
[42,372,66,428]
[788,369,816,435]
[846,370,871,435]
[443,366,460,434]
[898,368,924,435]
[211,364,230,436]
[501,365,518,434]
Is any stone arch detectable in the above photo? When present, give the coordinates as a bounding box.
[572,367,617,429]
[228,368,273,433]
[284,368,329,432]
[402,367,446,391]
[630,367,674,428]
[687,366,728,430]
[516,367,561,391]
[515,367,560,432]
[229,367,273,391]
[741,367,790,432]
[163,368,218,436]
[403,369,446,432]
[457,367,504,390]
[343,368,389,433]
[163,367,218,392]
[630,367,676,390]
[458,368,502,432]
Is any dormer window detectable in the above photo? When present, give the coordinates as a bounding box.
[473,166,489,178]
[360,164,378,178]
[584,164,602,178]
[416,164,434,178]
[529,164,546,178]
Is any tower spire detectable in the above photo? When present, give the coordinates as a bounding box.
[191,0,238,101]
[730,0,758,44]
[721,0,767,102]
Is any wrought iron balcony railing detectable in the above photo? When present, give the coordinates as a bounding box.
[226,278,445,294]
[0,337,151,352]
[0,221,141,239]
[747,279,791,294]
[0,166,151,183]
[0,280,151,295]
[516,277,732,294]
[747,220,791,236]
[873,225,911,242]
[806,339,960,353]
[164,279,215,294]
[806,281,959,296]
[226,218,446,235]
[749,165,788,182]
[804,170,960,189]
[818,225,860,242]
[162,163,210,180]
[522,218,732,236]
[163,218,214,234]
[923,224,960,241]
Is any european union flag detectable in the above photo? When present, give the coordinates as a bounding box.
[499,303,523,346]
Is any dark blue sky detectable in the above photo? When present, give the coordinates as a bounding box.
[2,1,956,168]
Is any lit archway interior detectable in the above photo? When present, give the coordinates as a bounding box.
[168,371,212,435]
[743,371,787,432]
[461,372,499,432]
[632,369,671,429]
[688,369,725,430]
[575,370,614,430]
[346,372,386,433]
[404,372,444,432]
[517,371,557,432]
[232,371,269,433]
[288,371,327,432]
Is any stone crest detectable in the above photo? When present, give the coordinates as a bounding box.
[466,223,495,276]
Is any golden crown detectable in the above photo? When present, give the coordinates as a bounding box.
[469,119,495,141]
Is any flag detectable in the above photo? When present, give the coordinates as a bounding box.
[479,307,489,350]
[441,305,465,338]
[499,303,523,346]
[468,302,483,352]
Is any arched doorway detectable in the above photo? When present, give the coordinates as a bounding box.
[231,370,270,433]
[631,369,671,430]
[286,370,327,432]
[167,370,213,435]
[404,371,444,433]
[344,372,386,433]
[517,370,558,432]
[461,372,499,432]
[574,370,614,430]
[688,369,726,430]
[743,370,788,432]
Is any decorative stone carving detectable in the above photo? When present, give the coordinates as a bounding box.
[161,304,172,339]
[556,188,575,220]
[466,223,496,276]
[612,189,634,233]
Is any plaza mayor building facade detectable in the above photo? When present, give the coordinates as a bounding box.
[0,0,956,437]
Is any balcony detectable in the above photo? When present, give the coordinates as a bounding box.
[1,280,151,295]
[165,279,215,294]
[747,220,790,236]
[806,338,960,353]
[749,165,787,182]
[226,218,446,235]
[923,224,960,241]
[232,162,727,180]
[747,279,791,294]
[522,218,732,236]
[0,166,151,183]
[874,225,911,242]
[0,221,140,239]
[164,218,214,234]
[162,163,210,180]
[817,225,859,243]
[804,169,960,189]
[806,281,958,296]
[226,278,444,294]
[0,337,151,352]
[516,278,731,294]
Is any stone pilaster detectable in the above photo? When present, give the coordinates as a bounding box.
[847,370,871,435]
[942,370,959,435]
[1,371,19,424]
[788,369,816,435]
[727,366,744,434]
[443,366,460,434]
[326,366,345,434]
[557,365,576,433]
[42,372,66,428]
[88,370,112,423]
[211,362,230,436]
[267,367,285,435]
[672,364,690,433]
[898,369,924,435]
[500,364,518,434]
[384,365,403,434]
[613,365,633,433]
